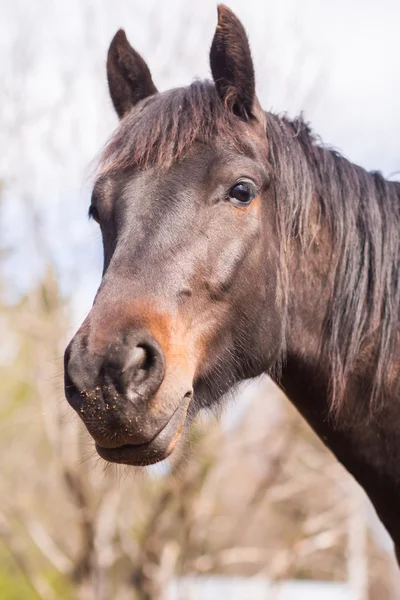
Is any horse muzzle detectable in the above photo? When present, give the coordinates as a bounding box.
[64,327,192,466]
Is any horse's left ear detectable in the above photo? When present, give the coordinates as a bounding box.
[210,5,259,121]
[107,29,158,119]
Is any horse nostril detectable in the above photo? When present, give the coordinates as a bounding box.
[123,345,147,373]
[65,330,166,407]
[108,336,166,399]
[122,343,157,379]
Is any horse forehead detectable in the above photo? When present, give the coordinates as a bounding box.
[102,141,266,231]
[111,151,209,196]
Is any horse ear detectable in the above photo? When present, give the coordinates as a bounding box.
[107,30,158,119]
[210,5,256,120]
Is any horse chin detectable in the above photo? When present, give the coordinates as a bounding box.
[95,394,190,466]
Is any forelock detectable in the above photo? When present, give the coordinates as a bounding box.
[97,80,249,174]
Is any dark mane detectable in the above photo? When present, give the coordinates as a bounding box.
[98,79,400,413]
[266,114,400,412]
[98,81,248,174]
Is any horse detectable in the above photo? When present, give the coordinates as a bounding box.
[64,5,400,560]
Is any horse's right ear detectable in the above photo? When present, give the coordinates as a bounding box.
[107,30,158,119]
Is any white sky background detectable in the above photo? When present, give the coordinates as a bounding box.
[0,0,399,324]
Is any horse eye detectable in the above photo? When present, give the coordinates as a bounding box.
[88,205,100,223]
[228,181,257,206]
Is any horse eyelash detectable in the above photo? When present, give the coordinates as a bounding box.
[88,205,99,222]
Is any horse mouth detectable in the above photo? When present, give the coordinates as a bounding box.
[95,394,191,466]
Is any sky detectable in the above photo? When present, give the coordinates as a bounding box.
[0,0,399,325]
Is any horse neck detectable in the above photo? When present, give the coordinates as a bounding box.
[276,135,400,413]
[275,160,400,548]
